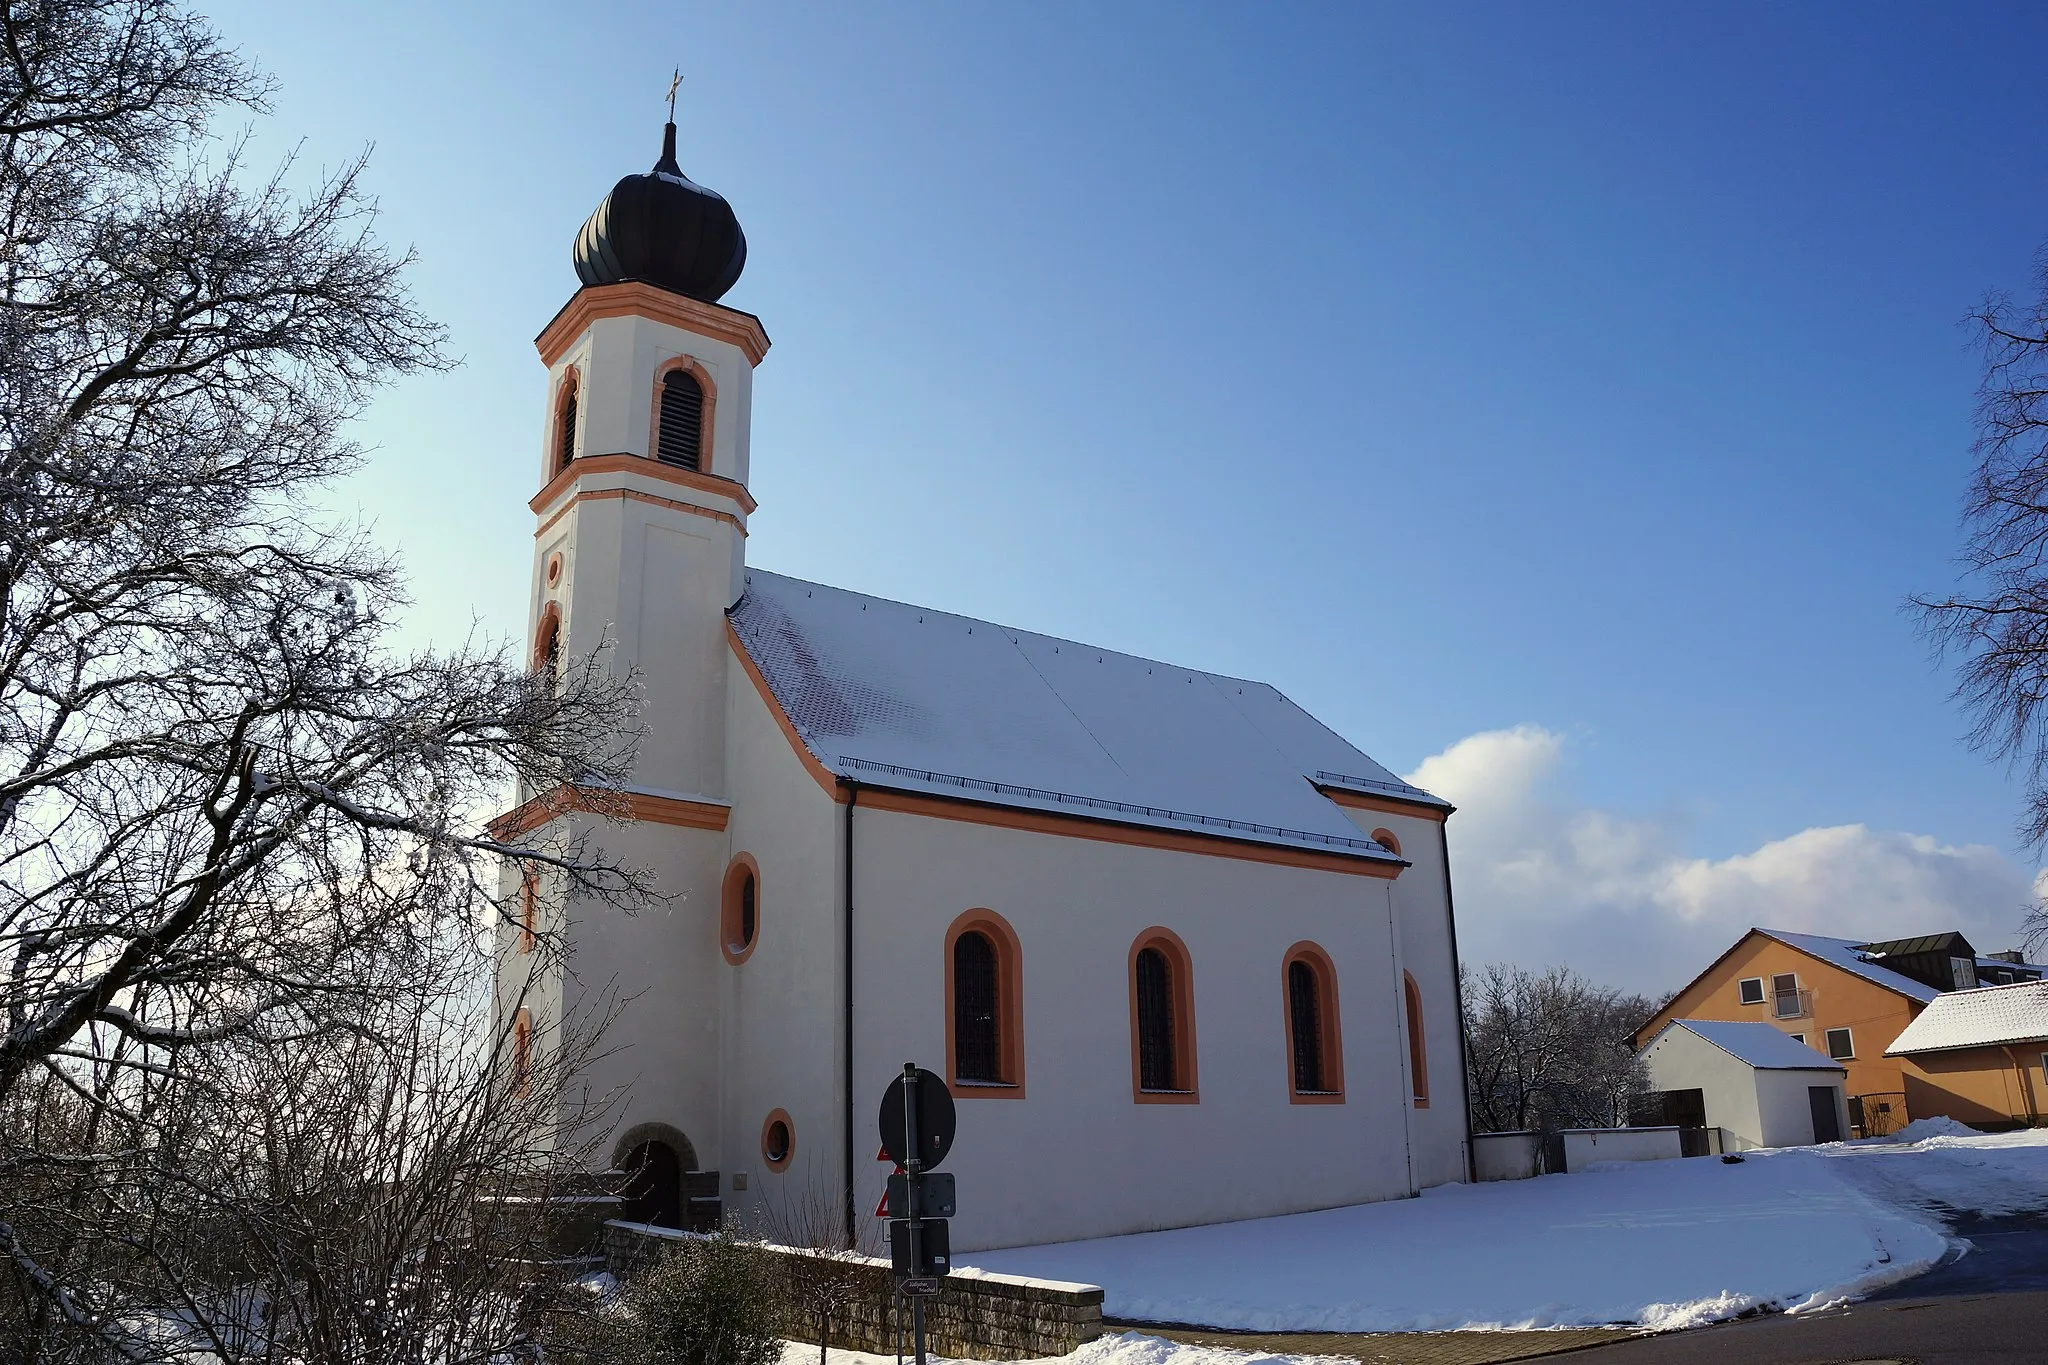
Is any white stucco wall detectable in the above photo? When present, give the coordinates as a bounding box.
[1641,1028,1847,1151]
[1754,1068,1849,1148]
[1562,1126,1681,1169]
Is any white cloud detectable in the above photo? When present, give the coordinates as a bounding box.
[1408,726,2042,994]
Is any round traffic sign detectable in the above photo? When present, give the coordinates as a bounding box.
[878,1067,956,1170]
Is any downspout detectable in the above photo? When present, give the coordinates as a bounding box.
[841,780,860,1248]
[1384,878,1416,1196]
[2002,1045,2039,1127]
[1438,818,1477,1185]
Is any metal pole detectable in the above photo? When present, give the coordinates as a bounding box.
[902,1062,927,1365]
[912,1294,927,1365]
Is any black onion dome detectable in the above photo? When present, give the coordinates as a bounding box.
[573,123,747,303]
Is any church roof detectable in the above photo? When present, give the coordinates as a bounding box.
[729,569,1441,864]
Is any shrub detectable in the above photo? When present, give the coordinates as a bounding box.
[603,1236,786,1365]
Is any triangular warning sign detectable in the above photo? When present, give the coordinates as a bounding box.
[876,1144,891,1162]
[874,1191,890,1218]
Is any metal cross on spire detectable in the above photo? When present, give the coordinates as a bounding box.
[666,67,682,122]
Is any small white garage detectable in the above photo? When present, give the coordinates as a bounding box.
[1640,1019,1851,1151]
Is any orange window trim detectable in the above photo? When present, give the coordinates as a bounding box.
[760,1108,794,1172]
[648,354,720,477]
[536,281,772,369]
[532,602,562,675]
[1404,970,1430,1107]
[1318,786,1452,823]
[551,367,580,476]
[530,451,758,518]
[512,1007,533,1097]
[517,868,538,954]
[721,853,761,965]
[1369,827,1402,857]
[944,908,1026,1099]
[1282,941,1346,1104]
[1128,927,1199,1104]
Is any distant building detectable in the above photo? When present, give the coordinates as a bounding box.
[1639,1020,1850,1150]
[492,117,1473,1252]
[1886,980,2048,1128]
[1634,928,2044,1134]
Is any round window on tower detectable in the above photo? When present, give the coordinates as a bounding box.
[760,1109,793,1172]
[721,854,760,965]
[546,552,563,587]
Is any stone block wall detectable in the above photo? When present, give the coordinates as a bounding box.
[604,1221,1104,1360]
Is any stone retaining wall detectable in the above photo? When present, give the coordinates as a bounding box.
[604,1221,1104,1360]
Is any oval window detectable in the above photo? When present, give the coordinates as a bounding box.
[760,1109,794,1171]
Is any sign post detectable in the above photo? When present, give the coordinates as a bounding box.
[878,1063,958,1365]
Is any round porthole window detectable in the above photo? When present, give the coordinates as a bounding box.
[546,552,563,586]
[761,1109,793,1171]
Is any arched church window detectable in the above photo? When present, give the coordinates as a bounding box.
[1404,970,1430,1107]
[511,1006,532,1097]
[1129,929,1197,1102]
[1282,943,1344,1101]
[553,371,579,475]
[533,605,562,686]
[721,855,760,965]
[656,366,705,470]
[945,909,1024,1094]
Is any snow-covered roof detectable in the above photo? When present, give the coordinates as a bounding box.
[1756,929,1942,1003]
[1885,980,2048,1056]
[1654,1020,1846,1070]
[728,569,1444,861]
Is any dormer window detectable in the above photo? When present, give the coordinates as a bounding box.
[656,366,704,470]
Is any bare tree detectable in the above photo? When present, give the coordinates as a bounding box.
[1913,241,2048,951]
[0,2,650,1358]
[740,1164,883,1365]
[1462,963,1662,1135]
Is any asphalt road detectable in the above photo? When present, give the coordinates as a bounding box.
[1552,1290,2048,1363]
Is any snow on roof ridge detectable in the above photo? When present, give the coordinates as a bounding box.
[1663,1018,1846,1069]
[1752,928,1941,1003]
[1885,978,2048,1055]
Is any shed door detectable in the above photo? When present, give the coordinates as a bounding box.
[1808,1086,1842,1144]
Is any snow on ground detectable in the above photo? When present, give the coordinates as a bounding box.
[781,1330,1332,1365]
[959,1128,2048,1334]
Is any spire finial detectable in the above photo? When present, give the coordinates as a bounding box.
[666,67,682,123]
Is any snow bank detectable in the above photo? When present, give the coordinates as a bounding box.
[961,1129,2048,1333]
[1882,1117,1979,1143]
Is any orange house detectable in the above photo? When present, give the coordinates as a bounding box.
[1635,928,1951,1134]
[1886,980,2048,1128]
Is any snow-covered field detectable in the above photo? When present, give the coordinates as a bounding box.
[781,1331,1336,1365]
[957,1121,2048,1334]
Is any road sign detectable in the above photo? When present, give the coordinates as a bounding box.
[879,1067,956,1170]
[888,1171,956,1219]
[898,1276,941,1297]
[889,1217,951,1276]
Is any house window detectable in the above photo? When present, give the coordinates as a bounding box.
[760,1110,793,1172]
[517,867,538,954]
[1826,1027,1855,1061]
[656,367,705,470]
[553,371,579,474]
[1772,973,1803,1019]
[1369,827,1402,857]
[720,855,760,965]
[511,1007,532,1097]
[1404,970,1430,1107]
[1738,977,1765,1005]
[1128,929,1197,1101]
[1951,957,1979,990]
[945,909,1024,1095]
[1282,943,1344,1102]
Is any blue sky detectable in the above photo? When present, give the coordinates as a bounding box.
[204,2,2048,988]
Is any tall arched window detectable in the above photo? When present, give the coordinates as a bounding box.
[553,371,579,475]
[945,909,1024,1095]
[656,367,704,470]
[533,604,562,687]
[517,867,538,954]
[511,1007,533,1097]
[721,854,760,965]
[1282,942,1344,1102]
[1404,970,1430,1108]
[1128,928,1197,1102]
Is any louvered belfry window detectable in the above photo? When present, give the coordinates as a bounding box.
[656,368,704,470]
[1135,947,1177,1091]
[1288,959,1325,1093]
[557,385,577,470]
[954,931,1000,1083]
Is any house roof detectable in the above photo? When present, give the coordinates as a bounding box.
[1885,980,2048,1056]
[727,569,1441,861]
[1755,929,1943,1004]
[1653,1019,1846,1071]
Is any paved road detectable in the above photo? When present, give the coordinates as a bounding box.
[1867,1212,2048,1300]
[1551,1289,2048,1363]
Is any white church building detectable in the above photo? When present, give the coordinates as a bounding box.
[495,119,1473,1253]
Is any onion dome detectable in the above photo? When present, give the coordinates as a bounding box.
[573,122,747,303]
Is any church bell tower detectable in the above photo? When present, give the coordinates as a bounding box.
[528,118,769,804]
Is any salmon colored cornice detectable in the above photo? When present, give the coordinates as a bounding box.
[531,452,758,518]
[1317,785,1453,823]
[488,783,730,841]
[535,282,771,369]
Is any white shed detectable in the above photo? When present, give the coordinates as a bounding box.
[1640,1019,1850,1151]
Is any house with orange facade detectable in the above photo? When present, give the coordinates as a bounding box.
[1634,928,2043,1135]
[1886,980,2048,1128]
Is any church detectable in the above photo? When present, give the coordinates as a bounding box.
[494,117,1473,1254]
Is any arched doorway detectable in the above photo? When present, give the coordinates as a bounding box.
[612,1123,698,1229]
